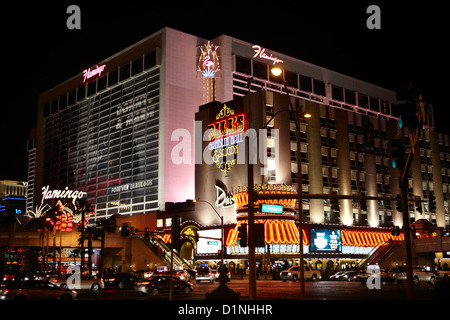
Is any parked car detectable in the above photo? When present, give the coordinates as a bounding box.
[436,267,450,278]
[50,274,104,291]
[195,266,214,283]
[280,266,320,282]
[103,272,137,289]
[134,275,192,296]
[0,280,77,300]
[391,266,437,285]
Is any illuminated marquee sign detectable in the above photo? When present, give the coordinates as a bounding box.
[310,229,342,252]
[252,45,283,65]
[82,64,106,83]
[207,104,246,174]
[197,41,221,78]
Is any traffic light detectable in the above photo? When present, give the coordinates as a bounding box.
[414,196,422,214]
[445,226,450,237]
[121,225,130,237]
[429,192,436,212]
[250,223,265,247]
[397,103,418,129]
[390,226,400,236]
[389,136,405,170]
[395,194,403,212]
[144,227,150,240]
[360,193,367,212]
[171,216,181,251]
[237,223,247,247]
[410,225,416,239]
[331,194,339,211]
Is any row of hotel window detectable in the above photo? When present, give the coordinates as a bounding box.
[235,55,392,115]
[42,51,158,118]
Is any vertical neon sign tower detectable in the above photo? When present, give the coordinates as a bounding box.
[197,41,221,104]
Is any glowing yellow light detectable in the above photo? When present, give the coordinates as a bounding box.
[271,67,282,77]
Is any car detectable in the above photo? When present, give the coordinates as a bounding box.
[103,272,137,289]
[329,271,346,280]
[132,270,153,279]
[280,266,320,282]
[50,273,105,291]
[391,266,437,285]
[134,275,192,296]
[340,271,360,281]
[436,267,450,278]
[0,280,77,300]
[359,268,394,284]
[195,266,214,283]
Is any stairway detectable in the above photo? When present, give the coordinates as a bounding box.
[133,234,194,270]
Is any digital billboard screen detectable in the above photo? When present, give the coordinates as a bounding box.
[310,229,341,252]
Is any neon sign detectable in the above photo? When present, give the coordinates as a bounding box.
[206,104,246,173]
[252,45,283,65]
[197,41,221,78]
[215,185,235,209]
[82,64,106,83]
[41,185,87,205]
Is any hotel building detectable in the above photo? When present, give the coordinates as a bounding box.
[34,28,449,267]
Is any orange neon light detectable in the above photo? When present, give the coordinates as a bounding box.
[234,191,296,210]
[226,220,308,246]
[341,230,404,247]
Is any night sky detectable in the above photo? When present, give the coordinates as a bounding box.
[1,1,447,181]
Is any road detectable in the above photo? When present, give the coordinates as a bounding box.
[77,279,436,300]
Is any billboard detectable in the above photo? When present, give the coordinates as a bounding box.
[310,229,341,252]
[196,229,222,254]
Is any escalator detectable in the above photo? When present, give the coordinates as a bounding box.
[356,240,403,271]
[133,234,194,270]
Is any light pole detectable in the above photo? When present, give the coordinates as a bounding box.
[194,199,225,264]
[271,66,310,299]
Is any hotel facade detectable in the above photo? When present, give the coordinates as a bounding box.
[34,28,450,267]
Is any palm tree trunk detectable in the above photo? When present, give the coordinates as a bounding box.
[88,238,92,276]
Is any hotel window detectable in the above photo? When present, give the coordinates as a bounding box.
[313,79,325,96]
[253,60,267,79]
[332,85,344,101]
[235,56,251,75]
[109,69,119,86]
[358,94,369,109]
[285,70,298,89]
[144,51,157,70]
[299,75,312,93]
[345,89,356,105]
[132,57,143,76]
[119,63,131,82]
[369,97,379,112]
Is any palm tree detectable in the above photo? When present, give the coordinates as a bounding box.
[74,199,94,273]
[96,215,118,275]
[78,225,102,276]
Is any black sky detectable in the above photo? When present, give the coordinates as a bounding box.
[1,1,447,181]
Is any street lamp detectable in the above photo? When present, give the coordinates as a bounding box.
[194,199,225,264]
[270,66,309,299]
